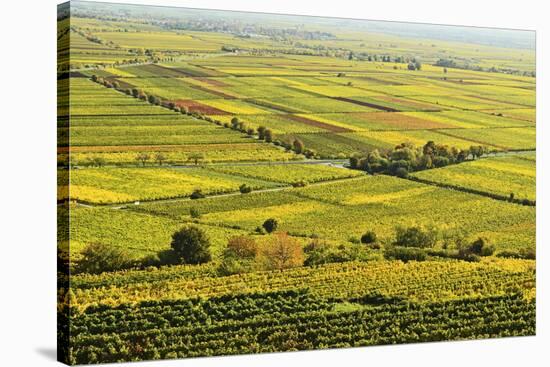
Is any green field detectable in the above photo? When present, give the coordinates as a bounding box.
[411,153,536,201]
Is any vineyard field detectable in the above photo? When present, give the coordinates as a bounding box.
[59,2,536,365]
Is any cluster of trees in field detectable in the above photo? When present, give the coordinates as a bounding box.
[349,141,491,177]
[434,58,536,77]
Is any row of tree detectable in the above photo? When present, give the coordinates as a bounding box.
[349,141,490,177]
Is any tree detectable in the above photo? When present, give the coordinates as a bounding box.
[246,127,255,136]
[433,156,450,168]
[264,129,273,143]
[226,236,258,259]
[349,156,360,169]
[131,88,139,98]
[423,141,436,156]
[257,126,266,140]
[219,236,259,275]
[414,61,422,70]
[154,152,167,166]
[147,94,157,105]
[395,167,409,178]
[293,139,305,154]
[262,218,278,233]
[187,152,205,166]
[135,153,150,166]
[231,117,240,130]
[170,226,211,264]
[259,232,304,270]
[469,145,485,159]
[468,237,495,257]
[91,75,98,82]
[76,243,133,274]
[407,63,416,71]
[360,231,377,244]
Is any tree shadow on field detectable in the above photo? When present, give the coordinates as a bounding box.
[36,347,57,361]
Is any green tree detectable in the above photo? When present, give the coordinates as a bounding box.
[361,231,377,244]
[264,129,273,143]
[76,243,133,274]
[231,117,240,130]
[263,218,278,233]
[187,152,205,166]
[170,226,212,264]
[257,126,267,140]
[293,139,305,154]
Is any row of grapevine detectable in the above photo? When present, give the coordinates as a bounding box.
[66,291,535,365]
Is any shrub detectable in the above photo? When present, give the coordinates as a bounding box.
[468,237,494,256]
[262,218,278,233]
[75,243,133,274]
[347,236,359,244]
[394,225,437,248]
[384,246,427,262]
[189,207,201,218]
[218,236,259,275]
[190,189,205,199]
[395,167,409,178]
[457,237,494,261]
[520,247,536,259]
[360,231,377,244]
[291,180,307,187]
[170,226,211,264]
[239,184,253,194]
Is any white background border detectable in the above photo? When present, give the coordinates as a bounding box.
[0,0,546,365]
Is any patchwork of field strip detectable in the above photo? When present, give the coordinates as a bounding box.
[62,77,299,164]
[68,206,248,260]
[64,167,281,204]
[411,153,536,201]
[98,54,535,158]
[208,163,364,185]
[130,175,535,251]
[60,10,536,364]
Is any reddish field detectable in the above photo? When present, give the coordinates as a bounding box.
[174,99,230,115]
[286,114,353,133]
[354,112,455,130]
